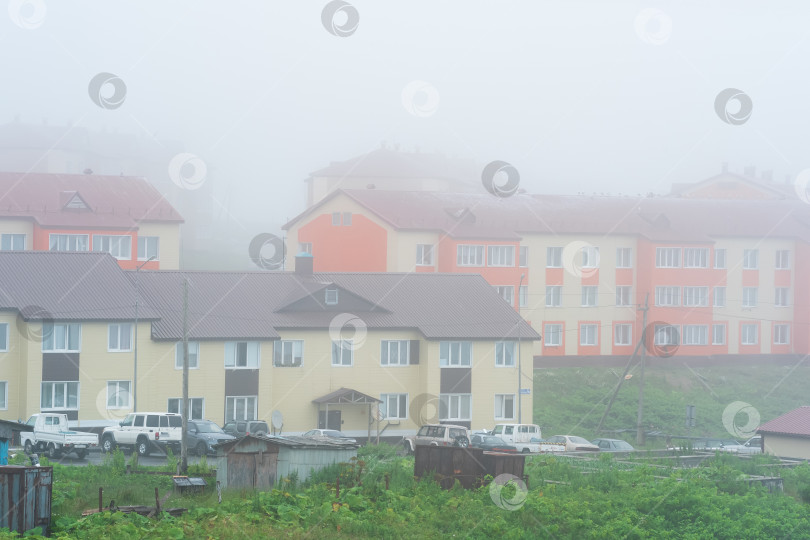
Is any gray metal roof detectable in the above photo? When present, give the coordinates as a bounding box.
[0,252,160,321]
[312,387,383,404]
[215,433,358,450]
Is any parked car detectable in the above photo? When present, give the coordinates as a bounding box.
[548,435,600,452]
[592,438,635,452]
[714,436,762,454]
[20,413,98,459]
[187,420,236,456]
[101,412,183,456]
[470,434,517,453]
[301,429,357,444]
[403,424,471,454]
[222,420,270,438]
[491,423,543,453]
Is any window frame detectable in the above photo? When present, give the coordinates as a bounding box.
[225,395,257,422]
[380,393,409,420]
[775,250,790,270]
[42,322,81,352]
[683,248,709,268]
[581,286,598,307]
[713,287,726,308]
[714,248,726,269]
[331,339,354,367]
[331,212,341,226]
[325,288,338,305]
[224,341,260,369]
[439,393,472,421]
[581,246,600,268]
[742,287,758,308]
[544,324,562,346]
[615,286,632,307]
[519,246,528,267]
[616,247,632,268]
[380,340,409,367]
[655,247,681,268]
[546,247,563,268]
[439,341,473,367]
[774,324,790,345]
[712,324,726,345]
[41,381,80,410]
[654,325,680,346]
[92,234,132,260]
[107,323,133,352]
[168,397,205,420]
[0,381,7,410]
[775,288,790,307]
[457,244,485,267]
[579,324,598,346]
[545,286,562,307]
[518,285,528,308]
[655,286,680,307]
[342,212,352,226]
[494,394,516,421]
[0,322,8,352]
[175,341,200,369]
[274,339,304,367]
[415,244,434,266]
[614,323,632,346]
[683,287,709,307]
[137,236,160,261]
[48,233,89,252]
[106,380,132,409]
[741,324,758,345]
[682,325,709,346]
[487,245,515,267]
[494,285,514,306]
[494,341,516,367]
[743,249,759,270]
[0,233,25,250]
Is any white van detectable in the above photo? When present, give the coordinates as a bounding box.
[492,424,544,453]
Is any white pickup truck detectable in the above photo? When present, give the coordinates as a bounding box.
[20,413,98,459]
[492,423,567,453]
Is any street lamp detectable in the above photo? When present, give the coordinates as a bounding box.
[518,273,525,424]
[133,255,156,412]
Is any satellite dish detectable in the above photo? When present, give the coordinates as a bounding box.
[271,410,283,430]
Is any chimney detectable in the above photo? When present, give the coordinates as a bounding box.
[295,252,314,277]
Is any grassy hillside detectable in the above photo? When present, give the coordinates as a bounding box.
[533,362,810,446]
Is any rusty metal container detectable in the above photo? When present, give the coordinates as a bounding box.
[0,466,53,535]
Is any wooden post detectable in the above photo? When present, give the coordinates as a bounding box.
[336,476,340,498]
[155,487,160,513]
[98,487,103,513]
[181,279,189,474]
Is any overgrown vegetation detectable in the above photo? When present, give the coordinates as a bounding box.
[2,444,810,538]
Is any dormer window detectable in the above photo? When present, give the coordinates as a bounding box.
[325,288,338,305]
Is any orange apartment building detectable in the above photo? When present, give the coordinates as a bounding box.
[283,173,810,364]
[0,172,183,269]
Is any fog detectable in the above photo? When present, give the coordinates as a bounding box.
[4,1,810,265]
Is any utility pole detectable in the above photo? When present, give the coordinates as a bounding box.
[517,273,525,424]
[636,294,649,447]
[133,255,156,412]
[180,278,189,474]
[596,337,644,433]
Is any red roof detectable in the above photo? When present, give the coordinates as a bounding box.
[0,172,182,229]
[758,406,810,437]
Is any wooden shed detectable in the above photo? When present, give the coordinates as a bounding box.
[214,434,358,490]
[414,446,526,489]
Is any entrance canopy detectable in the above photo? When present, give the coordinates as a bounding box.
[312,387,382,405]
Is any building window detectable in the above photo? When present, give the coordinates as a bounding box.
[714,248,726,269]
[274,340,303,367]
[168,397,205,420]
[331,339,353,366]
[494,394,515,420]
[0,322,7,351]
[581,246,600,268]
[614,324,632,346]
[325,288,338,305]
[656,247,681,268]
[682,325,708,346]
[440,341,472,367]
[581,286,598,307]
[224,341,260,368]
[0,233,25,250]
[298,242,312,255]
[774,324,790,345]
[580,324,598,346]
[654,325,680,346]
[615,286,632,307]
[519,286,528,308]
[546,247,563,268]
[225,396,257,422]
[545,286,562,307]
[519,246,528,267]
[415,244,433,266]
[741,324,758,345]
[41,381,79,410]
[544,324,562,346]
[0,381,6,410]
[655,286,680,307]
[683,287,709,307]
[439,394,472,421]
[495,341,515,367]
[175,341,200,369]
[775,250,790,270]
[108,323,133,352]
[42,323,81,352]
[331,212,341,226]
[380,393,408,420]
[494,286,514,306]
[742,287,758,308]
[713,287,726,308]
[381,340,409,366]
[616,247,632,268]
[775,288,790,307]
[712,324,726,345]
[137,236,160,261]
[93,235,132,260]
[342,212,352,226]
[743,249,759,270]
[106,381,131,409]
[683,248,709,268]
[488,245,515,267]
[457,244,485,266]
[49,234,88,252]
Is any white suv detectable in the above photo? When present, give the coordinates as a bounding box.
[403,424,470,454]
[101,412,183,456]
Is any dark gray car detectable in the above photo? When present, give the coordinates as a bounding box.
[222,420,270,439]
[187,420,235,456]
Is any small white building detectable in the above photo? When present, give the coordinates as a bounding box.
[757,406,810,460]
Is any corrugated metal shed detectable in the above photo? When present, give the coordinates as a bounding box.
[0,466,53,535]
[214,435,357,490]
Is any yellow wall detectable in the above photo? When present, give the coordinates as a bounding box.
[0,218,34,249]
[763,433,810,460]
[137,221,181,270]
